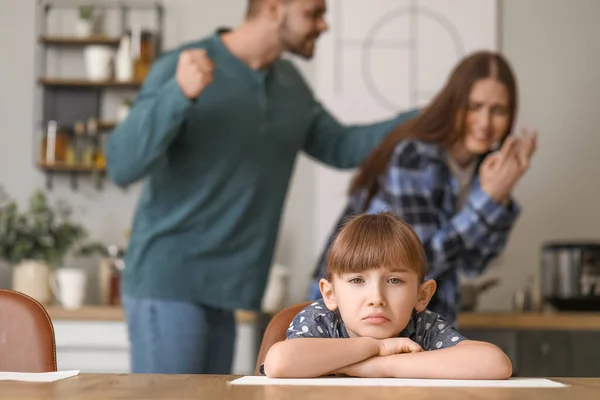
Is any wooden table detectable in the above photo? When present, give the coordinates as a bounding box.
[1,374,599,399]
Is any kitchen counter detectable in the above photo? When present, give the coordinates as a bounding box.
[457,311,600,331]
[45,305,259,324]
[45,305,600,330]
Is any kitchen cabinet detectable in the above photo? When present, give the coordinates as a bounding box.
[51,318,259,375]
[571,332,600,377]
[460,328,600,377]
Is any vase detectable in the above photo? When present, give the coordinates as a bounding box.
[261,264,289,313]
[75,19,93,37]
[84,45,114,81]
[12,260,51,305]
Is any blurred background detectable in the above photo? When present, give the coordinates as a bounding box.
[0,0,599,377]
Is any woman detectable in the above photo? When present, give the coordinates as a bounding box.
[308,51,537,325]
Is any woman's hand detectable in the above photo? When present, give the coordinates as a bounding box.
[480,129,538,204]
[515,127,538,170]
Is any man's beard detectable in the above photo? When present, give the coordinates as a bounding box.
[278,20,317,59]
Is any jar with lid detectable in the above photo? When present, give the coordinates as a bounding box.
[41,121,69,165]
[128,26,157,82]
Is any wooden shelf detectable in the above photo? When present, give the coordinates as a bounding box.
[99,120,117,130]
[39,78,141,88]
[41,120,117,131]
[38,162,106,173]
[39,35,120,46]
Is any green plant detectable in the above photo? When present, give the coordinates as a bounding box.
[0,187,94,267]
[122,97,133,107]
[79,5,95,21]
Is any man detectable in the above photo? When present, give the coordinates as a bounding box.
[106,0,418,375]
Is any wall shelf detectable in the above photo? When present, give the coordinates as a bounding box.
[38,162,106,190]
[35,1,163,191]
[39,78,142,88]
[38,162,105,173]
[39,35,121,46]
[40,120,117,131]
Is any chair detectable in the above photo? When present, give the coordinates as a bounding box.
[0,289,57,372]
[254,301,312,375]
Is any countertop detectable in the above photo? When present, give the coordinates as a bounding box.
[44,305,600,330]
[45,305,259,324]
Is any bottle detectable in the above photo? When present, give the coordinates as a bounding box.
[107,245,126,306]
[115,35,133,82]
[130,25,156,82]
[83,118,98,166]
[74,121,86,165]
[41,121,70,165]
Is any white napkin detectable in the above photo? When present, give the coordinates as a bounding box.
[230,376,567,388]
[0,370,80,382]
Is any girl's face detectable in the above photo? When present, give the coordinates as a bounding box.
[462,78,511,155]
[320,267,435,339]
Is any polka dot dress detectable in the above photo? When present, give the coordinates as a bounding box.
[285,299,467,351]
[259,299,467,375]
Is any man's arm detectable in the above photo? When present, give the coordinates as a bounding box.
[105,51,192,186]
[302,102,419,169]
[336,341,512,380]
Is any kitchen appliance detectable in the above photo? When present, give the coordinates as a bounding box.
[541,241,600,311]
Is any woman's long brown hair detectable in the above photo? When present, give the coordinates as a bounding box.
[349,51,518,208]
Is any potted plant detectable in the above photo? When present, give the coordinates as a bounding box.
[0,187,92,304]
[76,5,95,37]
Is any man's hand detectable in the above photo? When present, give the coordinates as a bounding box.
[176,49,214,100]
[378,337,423,356]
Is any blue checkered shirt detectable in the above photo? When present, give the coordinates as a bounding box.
[312,139,520,324]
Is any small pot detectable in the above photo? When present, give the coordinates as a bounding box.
[12,260,51,305]
[75,19,93,37]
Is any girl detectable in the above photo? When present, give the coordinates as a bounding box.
[264,213,512,379]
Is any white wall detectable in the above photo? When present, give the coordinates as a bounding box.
[478,0,600,309]
[1,0,600,311]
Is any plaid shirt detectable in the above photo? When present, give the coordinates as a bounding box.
[312,139,520,324]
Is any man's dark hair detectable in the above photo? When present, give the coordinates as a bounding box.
[246,0,264,18]
[246,0,292,18]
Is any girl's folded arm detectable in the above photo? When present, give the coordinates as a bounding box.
[264,337,380,378]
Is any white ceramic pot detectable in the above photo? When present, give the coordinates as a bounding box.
[84,45,114,81]
[261,264,289,313]
[75,19,93,37]
[50,267,87,310]
[12,260,51,305]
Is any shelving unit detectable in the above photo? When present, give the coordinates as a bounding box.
[39,78,142,88]
[35,0,164,190]
[39,35,121,46]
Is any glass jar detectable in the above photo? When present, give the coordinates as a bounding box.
[129,26,157,82]
[41,121,69,165]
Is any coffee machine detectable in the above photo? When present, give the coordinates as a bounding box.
[540,241,600,311]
